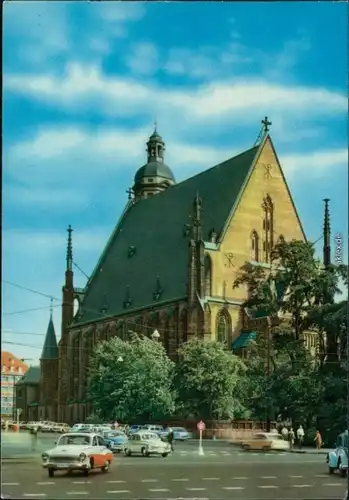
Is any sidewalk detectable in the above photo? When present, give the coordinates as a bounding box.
[228,441,331,455]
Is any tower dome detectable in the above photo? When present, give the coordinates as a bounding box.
[133,126,175,200]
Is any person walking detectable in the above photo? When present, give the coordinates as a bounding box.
[30,425,38,452]
[281,426,289,441]
[314,430,323,450]
[167,427,174,452]
[297,425,304,450]
[288,428,295,450]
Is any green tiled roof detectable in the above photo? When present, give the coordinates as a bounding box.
[16,366,40,386]
[76,145,259,324]
[232,331,257,349]
[40,316,58,360]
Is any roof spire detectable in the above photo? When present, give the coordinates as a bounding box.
[50,297,53,317]
[154,118,157,134]
[40,310,58,360]
[261,116,272,134]
[66,225,73,271]
[323,198,331,268]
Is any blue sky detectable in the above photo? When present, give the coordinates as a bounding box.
[3,1,348,363]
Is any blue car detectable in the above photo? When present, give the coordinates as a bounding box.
[103,430,128,453]
[160,427,193,441]
[327,430,348,477]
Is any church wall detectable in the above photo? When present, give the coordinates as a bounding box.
[208,137,305,307]
[208,303,242,343]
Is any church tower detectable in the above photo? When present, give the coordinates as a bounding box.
[58,225,75,422]
[39,304,59,421]
[132,125,176,201]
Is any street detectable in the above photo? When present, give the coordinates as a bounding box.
[1,442,346,499]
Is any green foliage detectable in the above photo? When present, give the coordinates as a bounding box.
[175,339,248,420]
[87,336,176,422]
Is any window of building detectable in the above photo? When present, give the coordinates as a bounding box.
[204,254,212,296]
[10,366,14,373]
[262,195,274,263]
[216,310,231,346]
[251,231,259,261]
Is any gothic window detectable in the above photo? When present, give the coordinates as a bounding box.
[262,195,274,263]
[277,235,285,244]
[204,254,212,296]
[251,231,259,261]
[216,310,231,346]
[180,309,188,345]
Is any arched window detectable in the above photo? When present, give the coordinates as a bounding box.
[251,231,259,261]
[204,254,212,296]
[180,309,188,344]
[216,310,231,346]
[262,195,274,262]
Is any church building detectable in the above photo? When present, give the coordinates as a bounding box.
[38,120,309,424]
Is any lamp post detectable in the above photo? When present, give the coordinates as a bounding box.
[151,329,160,341]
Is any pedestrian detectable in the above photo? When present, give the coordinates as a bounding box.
[296,425,304,450]
[281,426,289,441]
[167,427,174,452]
[314,430,322,450]
[288,428,295,450]
[30,425,38,452]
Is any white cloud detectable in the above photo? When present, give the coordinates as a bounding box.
[98,2,145,22]
[4,62,347,127]
[282,149,348,177]
[127,42,160,75]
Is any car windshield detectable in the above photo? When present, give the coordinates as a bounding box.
[173,427,186,432]
[58,435,91,446]
[141,433,160,440]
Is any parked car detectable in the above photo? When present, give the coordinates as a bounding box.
[140,424,164,436]
[41,432,113,477]
[127,424,143,435]
[52,423,70,433]
[41,422,55,433]
[327,430,348,477]
[241,432,290,452]
[103,430,128,453]
[124,431,171,457]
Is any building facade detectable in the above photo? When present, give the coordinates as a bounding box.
[1,352,28,420]
[38,125,311,424]
[15,366,40,422]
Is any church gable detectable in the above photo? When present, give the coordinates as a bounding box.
[220,134,306,283]
[76,146,259,325]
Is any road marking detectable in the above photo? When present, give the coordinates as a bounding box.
[107,491,130,494]
[172,478,189,481]
[66,493,89,496]
[23,495,47,498]
[2,483,20,486]
[252,453,258,456]
[223,487,245,490]
[107,481,126,483]
[207,452,217,456]
[186,488,207,491]
[292,485,311,488]
[232,477,248,480]
[202,477,219,480]
[315,474,328,477]
[290,475,303,478]
[148,489,170,492]
[323,483,344,486]
[258,485,278,489]
[260,476,277,479]
[72,481,92,484]
[37,482,55,485]
[141,479,158,482]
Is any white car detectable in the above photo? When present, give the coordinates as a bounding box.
[53,423,70,433]
[41,422,55,432]
[124,431,171,457]
[41,432,114,477]
[241,432,290,452]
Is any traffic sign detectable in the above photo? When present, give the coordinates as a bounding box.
[197,420,206,431]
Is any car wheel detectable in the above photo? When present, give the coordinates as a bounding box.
[329,466,335,474]
[101,460,110,473]
[262,446,271,452]
[83,469,89,477]
[162,453,168,458]
[141,447,150,457]
[48,469,54,478]
[125,448,131,457]
[242,444,250,451]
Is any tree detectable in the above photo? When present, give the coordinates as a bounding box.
[87,335,176,422]
[175,339,248,420]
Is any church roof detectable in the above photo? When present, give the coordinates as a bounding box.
[75,144,259,325]
[16,366,40,386]
[40,316,59,360]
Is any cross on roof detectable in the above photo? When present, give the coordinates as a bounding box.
[261,116,272,133]
[126,188,133,199]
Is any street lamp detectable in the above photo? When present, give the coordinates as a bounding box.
[151,329,160,341]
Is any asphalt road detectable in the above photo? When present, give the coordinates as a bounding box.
[2,449,346,499]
